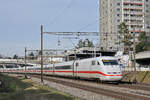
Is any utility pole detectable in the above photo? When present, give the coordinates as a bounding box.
[41,25,44,83]
[99,0,101,48]
[133,33,137,83]
[105,33,108,50]
[24,47,27,79]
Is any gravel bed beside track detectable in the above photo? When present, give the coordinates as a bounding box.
[31,75,150,100]
[42,76,150,97]
[31,77,119,100]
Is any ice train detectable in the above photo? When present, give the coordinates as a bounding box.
[1,56,123,82]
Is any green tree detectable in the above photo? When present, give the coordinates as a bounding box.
[0,54,3,58]
[77,39,94,48]
[118,22,132,54]
[136,32,150,52]
[38,50,42,56]
[84,39,94,47]
[77,39,84,48]
[28,52,35,60]
[13,54,18,59]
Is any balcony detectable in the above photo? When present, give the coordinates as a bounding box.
[123,8,142,11]
[131,29,144,33]
[125,21,143,25]
[123,0,143,3]
[123,16,143,20]
[123,2,143,6]
[123,12,143,16]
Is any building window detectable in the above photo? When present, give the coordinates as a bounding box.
[110,47,113,49]
[117,3,120,6]
[117,8,120,11]
[146,10,149,13]
[117,19,120,22]
[117,25,120,28]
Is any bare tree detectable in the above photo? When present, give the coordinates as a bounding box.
[118,22,132,54]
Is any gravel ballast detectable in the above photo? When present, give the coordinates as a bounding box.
[31,77,120,100]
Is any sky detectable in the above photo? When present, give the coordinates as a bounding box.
[0,0,99,57]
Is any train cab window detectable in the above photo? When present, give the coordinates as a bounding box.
[102,60,118,65]
[91,61,96,65]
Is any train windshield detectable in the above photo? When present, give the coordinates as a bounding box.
[102,60,118,65]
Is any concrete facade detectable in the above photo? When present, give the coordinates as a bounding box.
[144,0,150,36]
[136,51,150,59]
[100,0,150,50]
[100,0,122,50]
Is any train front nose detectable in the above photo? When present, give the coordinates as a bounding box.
[101,76,122,81]
[104,76,122,81]
[100,72,123,81]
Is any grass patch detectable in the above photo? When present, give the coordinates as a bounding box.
[0,74,79,100]
[122,71,150,84]
[142,72,150,83]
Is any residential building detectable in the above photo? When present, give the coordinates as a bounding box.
[100,0,150,51]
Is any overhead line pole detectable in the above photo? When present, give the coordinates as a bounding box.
[41,25,44,83]
[99,0,101,48]
[24,47,27,79]
[133,33,137,84]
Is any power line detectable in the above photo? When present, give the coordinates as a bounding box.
[49,0,74,25]
[78,20,99,31]
[43,32,99,36]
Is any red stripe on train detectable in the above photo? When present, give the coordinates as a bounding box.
[5,70,122,76]
[41,70,122,76]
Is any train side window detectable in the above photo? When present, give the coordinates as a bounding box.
[97,62,100,65]
[76,63,79,67]
[91,61,96,65]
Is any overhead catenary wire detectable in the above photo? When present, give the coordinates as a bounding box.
[77,20,99,38]
[47,0,99,49]
[78,20,99,32]
[62,20,99,49]
[49,0,74,25]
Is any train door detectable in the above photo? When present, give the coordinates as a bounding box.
[73,60,80,78]
[72,60,77,77]
[75,61,79,77]
[90,60,100,78]
[90,60,96,78]
[80,60,91,78]
[53,64,55,75]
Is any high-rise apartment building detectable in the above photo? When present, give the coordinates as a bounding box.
[144,0,150,35]
[100,0,150,51]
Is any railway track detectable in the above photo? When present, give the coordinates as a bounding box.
[45,74,150,91]
[31,75,150,100]
[115,83,150,91]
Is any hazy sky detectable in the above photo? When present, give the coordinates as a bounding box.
[0,0,99,57]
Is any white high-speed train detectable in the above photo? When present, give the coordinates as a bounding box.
[1,56,123,82]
